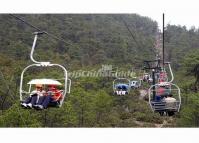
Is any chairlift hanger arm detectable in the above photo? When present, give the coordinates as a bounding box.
[30,32,51,64]
[34,31,46,35]
[164,62,174,82]
[30,33,42,64]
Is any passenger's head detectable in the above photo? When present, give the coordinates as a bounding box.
[122,86,127,90]
[117,85,122,90]
[35,84,43,90]
[48,84,57,91]
[168,94,173,97]
[159,85,166,89]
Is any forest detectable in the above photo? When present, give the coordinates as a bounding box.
[0,14,198,127]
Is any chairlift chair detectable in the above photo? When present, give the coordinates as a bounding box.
[163,62,174,83]
[113,78,131,96]
[143,73,153,83]
[142,73,150,82]
[148,82,181,115]
[19,32,71,107]
[130,77,141,89]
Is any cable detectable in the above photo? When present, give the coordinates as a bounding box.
[120,16,157,60]
[120,16,141,50]
[10,14,41,31]
[9,14,73,46]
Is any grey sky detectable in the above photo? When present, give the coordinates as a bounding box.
[112,0,199,30]
[1,0,199,30]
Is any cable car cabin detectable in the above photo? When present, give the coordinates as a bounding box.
[130,80,141,89]
[148,82,181,116]
[114,83,130,96]
[113,78,130,96]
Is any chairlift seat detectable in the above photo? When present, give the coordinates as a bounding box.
[148,83,181,113]
[48,100,61,107]
[151,100,180,112]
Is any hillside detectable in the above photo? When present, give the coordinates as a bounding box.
[0,14,158,68]
[0,14,198,127]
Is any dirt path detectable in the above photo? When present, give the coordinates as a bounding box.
[155,120,167,127]
[154,32,162,59]
[139,89,148,99]
[134,119,168,128]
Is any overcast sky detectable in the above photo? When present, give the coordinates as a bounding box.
[129,0,199,30]
[90,0,199,30]
[1,0,199,30]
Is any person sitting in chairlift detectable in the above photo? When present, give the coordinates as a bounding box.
[162,94,176,104]
[162,94,177,116]
[21,84,45,108]
[116,86,122,95]
[116,89,122,95]
[119,89,123,95]
[155,85,171,101]
[122,85,128,95]
[143,74,149,82]
[155,85,166,101]
[35,84,63,110]
[159,72,167,83]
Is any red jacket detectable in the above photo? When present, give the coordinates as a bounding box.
[48,89,63,101]
[156,87,165,96]
[159,72,167,82]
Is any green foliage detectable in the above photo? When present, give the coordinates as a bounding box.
[133,112,163,124]
[165,25,199,70]
[0,104,41,127]
[0,14,199,127]
[176,93,199,127]
[182,49,199,73]
[0,14,158,68]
